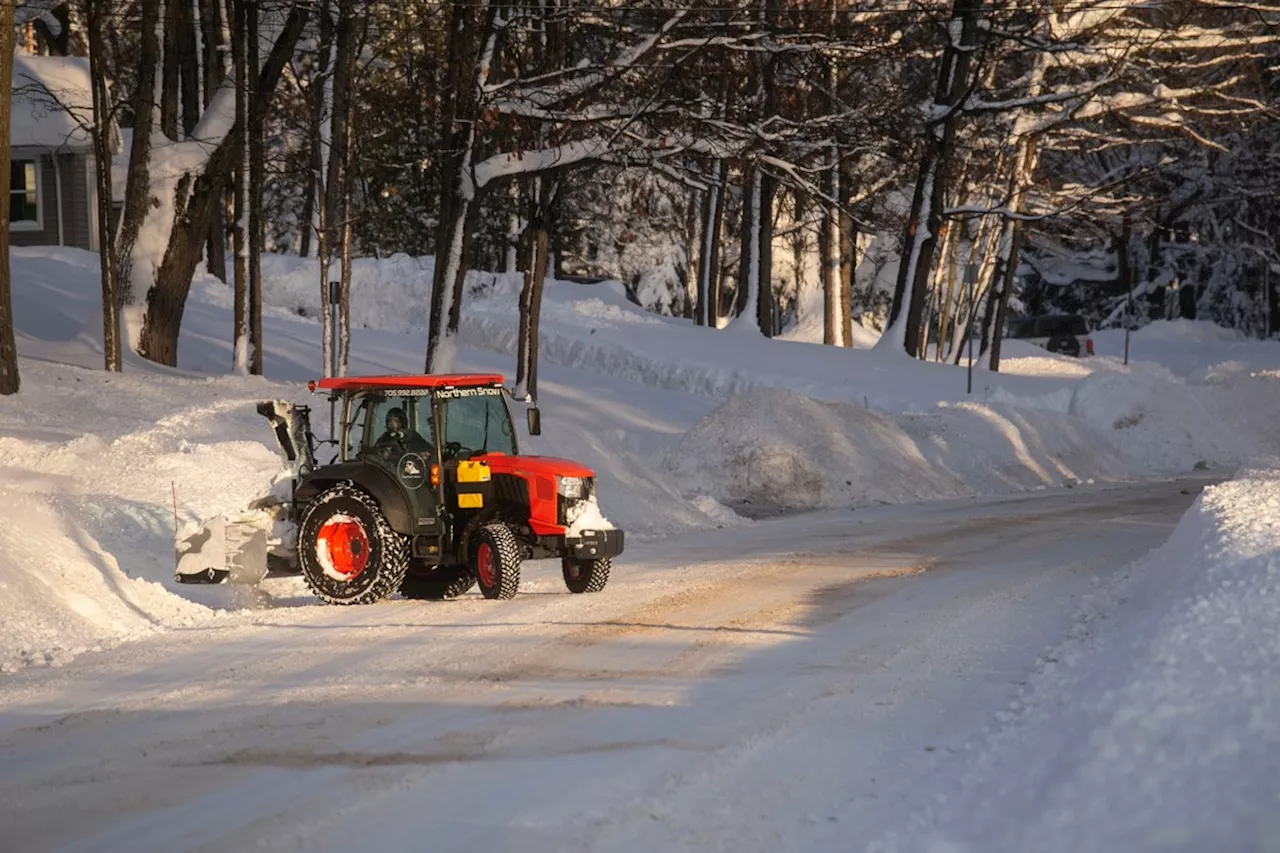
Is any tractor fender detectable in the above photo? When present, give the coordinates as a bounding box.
[295,463,415,535]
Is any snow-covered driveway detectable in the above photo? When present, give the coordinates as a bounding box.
[0,477,1211,852]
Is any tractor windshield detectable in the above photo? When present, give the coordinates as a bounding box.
[439,391,516,459]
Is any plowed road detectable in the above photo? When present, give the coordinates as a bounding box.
[0,478,1209,853]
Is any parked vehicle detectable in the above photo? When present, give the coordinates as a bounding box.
[1006,314,1094,357]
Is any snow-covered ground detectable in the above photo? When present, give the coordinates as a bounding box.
[1,248,1278,851]
[877,459,1280,853]
[4,247,1279,668]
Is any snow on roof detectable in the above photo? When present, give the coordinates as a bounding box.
[11,52,95,151]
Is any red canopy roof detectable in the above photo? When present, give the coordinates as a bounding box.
[310,374,505,392]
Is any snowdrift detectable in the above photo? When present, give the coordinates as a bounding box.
[664,388,1134,513]
[0,360,285,673]
[894,461,1280,852]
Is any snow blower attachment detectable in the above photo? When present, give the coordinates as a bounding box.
[175,375,624,604]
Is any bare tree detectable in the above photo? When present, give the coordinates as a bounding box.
[247,0,264,375]
[86,0,122,372]
[230,0,248,372]
[0,0,17,395]
[879,0,983,358]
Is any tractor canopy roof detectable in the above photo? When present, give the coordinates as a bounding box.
[309,374,505,393]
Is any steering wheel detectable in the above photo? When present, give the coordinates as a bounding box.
[444,441,473,459]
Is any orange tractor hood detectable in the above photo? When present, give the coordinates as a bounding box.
[470,453,595,536]
[478,453,594,480]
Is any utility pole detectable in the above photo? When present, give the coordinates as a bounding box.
[1266,263,1274,339]
[0,1,18,395]
[966,264,977,394]
[1124,265,1134,366]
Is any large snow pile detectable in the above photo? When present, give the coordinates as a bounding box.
[664,388,1134,513]
[1091,319,1280,378]
[1064,364,1280,472]
[887,460,1280,852]
[0,361,285,673]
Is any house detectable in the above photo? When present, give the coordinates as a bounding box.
[9,52,103,252]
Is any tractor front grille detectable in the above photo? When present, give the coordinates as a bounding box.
[493,473,531,519]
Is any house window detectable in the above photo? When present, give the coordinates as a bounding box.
[10,160,41,230]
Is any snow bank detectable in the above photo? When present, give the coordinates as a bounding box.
[0,360,287,673]
[890,461,1280,852]
[1064,365,1280,473]
[664,388,1134,514]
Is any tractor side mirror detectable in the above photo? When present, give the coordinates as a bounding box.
[526,406,542,436]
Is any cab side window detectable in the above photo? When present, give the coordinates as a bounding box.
[344,394,372,460]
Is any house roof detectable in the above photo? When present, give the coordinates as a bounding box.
[11,53,95,152]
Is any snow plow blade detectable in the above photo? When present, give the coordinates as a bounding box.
[175,515,271,585]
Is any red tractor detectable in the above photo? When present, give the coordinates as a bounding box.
[183,374,623,604]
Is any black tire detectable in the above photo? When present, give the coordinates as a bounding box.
[562,557,610,594]
[1046,333,1082,357]
[473,523,522,600]
[400,564,476,600]
[297,484,410,605]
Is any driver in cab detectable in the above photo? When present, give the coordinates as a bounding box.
[374,406,431,454]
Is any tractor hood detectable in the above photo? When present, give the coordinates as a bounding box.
[476,453,594,480]
[470,453,596,537]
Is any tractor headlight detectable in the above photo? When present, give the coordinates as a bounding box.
[558,477,585,500]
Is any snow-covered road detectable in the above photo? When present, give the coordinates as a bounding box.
[0,477,1212,852]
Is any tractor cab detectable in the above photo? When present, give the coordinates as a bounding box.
[256,373,621,605]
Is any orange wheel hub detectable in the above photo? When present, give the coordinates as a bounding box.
[317,517,370,580]
[476,542,495,588]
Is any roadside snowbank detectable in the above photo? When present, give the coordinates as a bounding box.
[665,388,1133,513]
[885,460,1280,852]
[0,360,284,673]
[989,361,1280,474]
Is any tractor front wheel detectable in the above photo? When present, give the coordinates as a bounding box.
[298,484,409,605]
[473,523,523,600]
[562,557,610,594]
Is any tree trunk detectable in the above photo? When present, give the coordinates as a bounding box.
[986,219,1022,372]
[301,0,334,259]
[0,2,17,394]
[87,0,122,372]
[230,0,248,373]
[505,181,521,274]
[324,0,360,376]
[735,165,762,328]
[116,0,161,301]
[178,0,199,136]
[136,4,308,367]
[838,186,855,347]
[820,153,841,345]
[516,178,555,401]
[425,0,499,372]
[682,186,699,320]
[756,173,776,336]
[247,0,264,374]
[161,0,180,140]
[199,0,224,104]
[880,0,981,357]
[696,159,725,328]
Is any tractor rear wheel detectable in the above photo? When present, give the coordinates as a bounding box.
[298,484,409,605]
[400,564,476,600]
[473,523,523,600]
[562,557,611,594]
